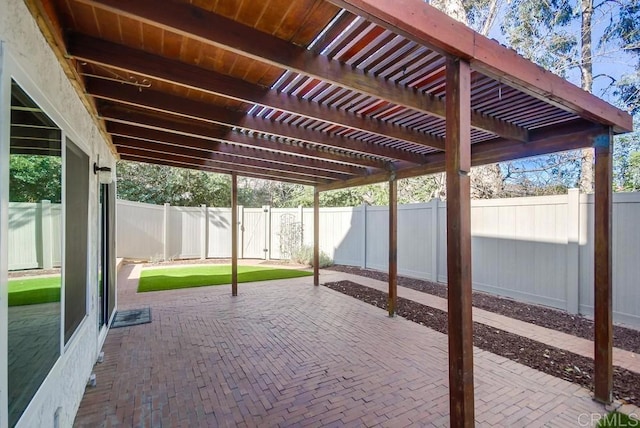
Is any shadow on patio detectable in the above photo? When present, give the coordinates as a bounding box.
[74,263,606,427]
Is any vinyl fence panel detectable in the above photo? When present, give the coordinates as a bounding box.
[169,206,203,260]
[207,207,232,258]
[116,200,164,260]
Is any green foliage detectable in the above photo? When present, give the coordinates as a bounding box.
[614,121,640,191]
[9,155,62,203]
[117,160,231,206]
[604,2,640,114]
[502,0,576,77]
[624,151,640,191]
[291,245,333,268]
[137,265,312,292]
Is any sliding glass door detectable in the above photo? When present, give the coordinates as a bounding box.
[98,182,115,328]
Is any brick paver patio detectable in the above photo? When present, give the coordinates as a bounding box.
[75,264,613,427]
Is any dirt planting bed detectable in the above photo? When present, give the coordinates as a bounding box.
[327,265,640,354]
[324,279,640,407]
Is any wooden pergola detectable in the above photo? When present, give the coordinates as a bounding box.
[26,0,633,425]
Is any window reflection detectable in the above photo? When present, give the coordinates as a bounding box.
[8,81,62,427]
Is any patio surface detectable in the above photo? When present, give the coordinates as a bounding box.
[75,263,615,427]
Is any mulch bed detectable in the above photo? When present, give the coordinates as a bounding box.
[327,265,640,354]
[324,279,640,407]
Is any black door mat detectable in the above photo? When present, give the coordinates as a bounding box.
[111,308,151,328]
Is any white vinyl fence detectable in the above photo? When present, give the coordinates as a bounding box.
[8,201,62,270]
[118,192,640,327]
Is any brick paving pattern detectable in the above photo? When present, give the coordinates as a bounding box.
[75,264,612,427]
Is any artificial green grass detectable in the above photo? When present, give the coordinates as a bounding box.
[597,411,639,427]
[8,276,61,306]
[138,265,313,292]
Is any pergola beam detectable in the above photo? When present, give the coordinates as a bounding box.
[87,79,425,164]
[119,153,318,186]
[594,129,613,403]
[317,121,607,192]
[100,105,387,169]
[113,138,347,181]
[445,58,474,428]
[328,0,633,133]
[116,145,329,185]
[74,0,529,143]
[107,122,366,176]
[69,34,446,151]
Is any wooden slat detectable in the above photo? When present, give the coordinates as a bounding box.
[68,34,446,151]
[100,105,387,169]
[388,178,397,317]
[314,188,320,286]
[87,78,424,164]
[231,172,238,296]
[445,58,474,428]
[594,129,613,403]
[116,145,328,185]
[107,121,365,176]
[317,120,606,192]
[74,0,528,143]
[329,0,633,133]
[113,137,347,181]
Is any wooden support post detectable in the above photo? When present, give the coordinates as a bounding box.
[388,178,398,317]
[314,188,320,286]
[445,58,475,428]
[231,172,238,296]
[594,129,613,403]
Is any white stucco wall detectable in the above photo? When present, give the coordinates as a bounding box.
[0,0,116,426]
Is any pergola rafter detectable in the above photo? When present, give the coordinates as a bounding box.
[107,122,368,176]
[117,147,328,186]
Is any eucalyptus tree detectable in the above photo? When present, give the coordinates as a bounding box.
[501,0,639,192]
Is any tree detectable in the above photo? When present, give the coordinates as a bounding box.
[430,0,509,200]
[623,152,640,191]
[9,155,62,203]
[116,161,231,206]
[614,117,640,190]
[502,0,640,193]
